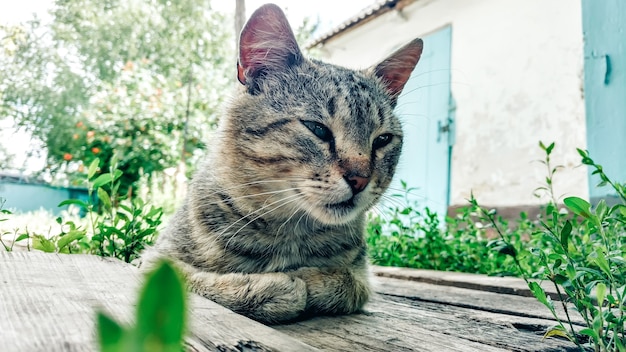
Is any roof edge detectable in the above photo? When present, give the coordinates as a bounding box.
[306,0,413,49]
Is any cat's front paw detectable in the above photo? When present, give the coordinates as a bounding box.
[248,272,308,323]
[190,271,307,324]
[289,267,370,315]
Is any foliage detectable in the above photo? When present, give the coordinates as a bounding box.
[0,198,21,251]
[367,184,539,276]
[0,0,234,192]
[368,142,625,351]
[527,148,625,351]
[2,156,163,263]
[68,156,164,262]
[98,260,187,352]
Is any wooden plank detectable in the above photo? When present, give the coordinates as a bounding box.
[372,265,563,299]
[373,276,586,325]
[0,251,318,352]
[368,295,578,352]
[276,306,509,352]
[277,292,578,352]
[275,273,582,352]
[0,251,584,352]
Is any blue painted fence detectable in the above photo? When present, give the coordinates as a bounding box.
[0,180,89,215]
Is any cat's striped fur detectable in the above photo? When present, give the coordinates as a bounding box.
[142,3,422,323]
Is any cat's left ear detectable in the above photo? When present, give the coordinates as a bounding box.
[237,4,303,85]
[372,38,423,105]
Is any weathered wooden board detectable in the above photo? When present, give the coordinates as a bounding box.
[372,265,562,299]
[372,275,586,326]
[0,251,317,352]
[275,281,578,352]
[0,251,581,352]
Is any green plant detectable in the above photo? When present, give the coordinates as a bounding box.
[59,156,164,263]
[31,217,87,254]
[0,198,34,251]
[0,156,162,261]
[368,141,625,350]
[473,144,626,351]
[367,184,534,276]
[98,260,187,352]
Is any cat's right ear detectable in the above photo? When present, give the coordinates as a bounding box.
[372,38,423,106]
[237,4,303,86]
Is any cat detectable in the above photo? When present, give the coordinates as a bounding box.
[141,3,422,324]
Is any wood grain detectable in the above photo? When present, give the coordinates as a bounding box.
[0,252,581,351]
[0,251,317,352]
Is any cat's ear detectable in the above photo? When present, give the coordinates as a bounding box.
[372,38,423,105]
[237,4,303,85]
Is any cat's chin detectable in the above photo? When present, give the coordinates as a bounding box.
[306,199,364,225]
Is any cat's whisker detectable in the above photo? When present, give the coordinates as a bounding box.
[225,195,303,250]
[204,178,309,195]
[225,187,300,202]
[377,194,418,213]
[215,193,302,245]
[274,204,305,243]
[383,186,448,208]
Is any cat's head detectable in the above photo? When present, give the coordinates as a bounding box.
[222,4,422,226]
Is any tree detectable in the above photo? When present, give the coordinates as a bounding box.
[1,0,319,196]
[0,0,234,195]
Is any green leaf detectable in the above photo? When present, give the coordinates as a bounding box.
[566,263,576,279]
[88,158,100,179]
[620,205,626,217]
[559,220,572,251]
[579,328,599,339]
[58,199,88,209]
[136,261,186,351]
[595,199,609,223]
[57,230,86,251]
[542,325,570,341]
[595,282,607,306]
[592,248,612,278]
[112,169,123,181]
[32,235,56,253]
[553,274,568,285]
[98,188,112,211]
[539,141,546,150]
[563,197,592,219]
[97,311,126,352]
[14,234,29,242]
[92,173,113,189]
[528,282,554,312]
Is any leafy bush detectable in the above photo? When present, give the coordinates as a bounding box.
[369,143,625,351]
[1,155,163,263]
[367,187,538,276]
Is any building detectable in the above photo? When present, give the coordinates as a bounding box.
[310,0,625,217]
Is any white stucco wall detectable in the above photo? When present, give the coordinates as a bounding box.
[317,0,588,208]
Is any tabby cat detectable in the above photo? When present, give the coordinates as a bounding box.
[142,3,422,324]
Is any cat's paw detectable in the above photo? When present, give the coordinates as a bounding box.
[190,271,307,323]
[289,267,370,315]
[247,272,308,323]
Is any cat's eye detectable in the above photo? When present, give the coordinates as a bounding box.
[302,120,333,142]
[372,134,393,150]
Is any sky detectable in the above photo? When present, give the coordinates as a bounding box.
[0,0,375,173]
[2,0,375,32]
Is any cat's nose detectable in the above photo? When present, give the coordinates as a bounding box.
[344,174,370,195]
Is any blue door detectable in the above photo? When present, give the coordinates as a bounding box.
[387,26,453,217]
[582,0,626,204]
